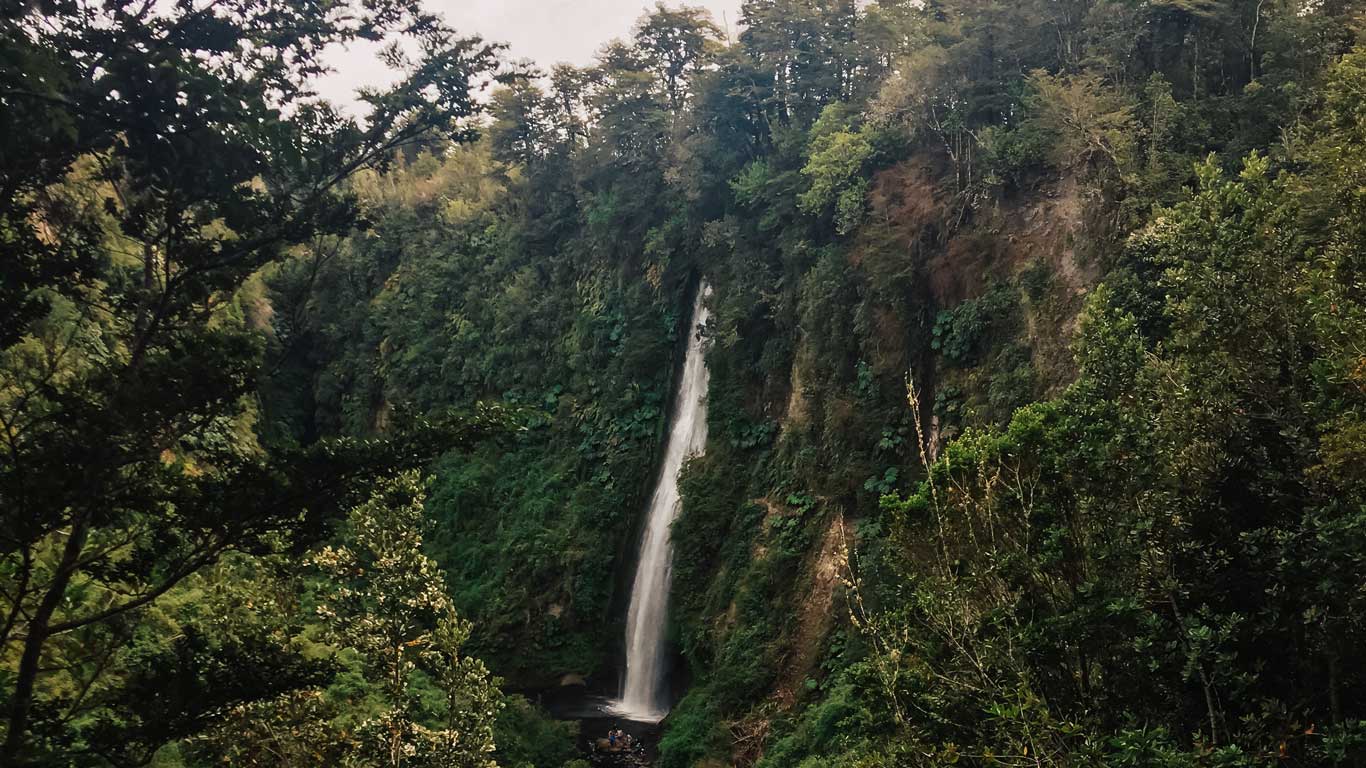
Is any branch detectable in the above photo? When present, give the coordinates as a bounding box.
[47,545,225,635]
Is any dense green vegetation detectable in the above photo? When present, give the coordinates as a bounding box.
[261,143,685,682]
[0,0,559,764]
[5,0,1366,766]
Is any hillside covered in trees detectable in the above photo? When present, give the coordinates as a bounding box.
[4,0,1366,766]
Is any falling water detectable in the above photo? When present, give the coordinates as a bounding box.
[611,283,711,723]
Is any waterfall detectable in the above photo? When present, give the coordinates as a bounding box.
[611,283,711,723]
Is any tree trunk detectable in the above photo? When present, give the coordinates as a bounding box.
[2,515,89,764]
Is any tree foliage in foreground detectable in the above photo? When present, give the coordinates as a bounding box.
[190,474,501,768]
[0,0,503,762]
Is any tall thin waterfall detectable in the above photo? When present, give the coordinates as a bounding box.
[612,283,711,722]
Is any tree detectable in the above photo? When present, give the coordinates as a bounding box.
[740,0,865,124]
[311,473,500,768]
[588,41,671,170]
[548,64,595,147]
[0,0,503,761]
[489,79,555,166]
[1027,69,1136,174]
[311,472,502,765]
[798,103,877,233]
[634,3,724,112]
[190,474,502,768]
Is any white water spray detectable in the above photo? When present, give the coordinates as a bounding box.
[611,284,711,723]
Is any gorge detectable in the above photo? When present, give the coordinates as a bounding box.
[5,0,1366,766]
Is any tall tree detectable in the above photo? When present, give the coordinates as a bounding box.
[187,475,502,768]
[489,79,554,166]
[740,0,864,124]
[634,3,724,112]
[311,473,500,768]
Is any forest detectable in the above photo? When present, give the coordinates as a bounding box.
[3,0,1366,765]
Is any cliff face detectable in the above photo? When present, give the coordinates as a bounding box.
[663,46,1366,766]
[665,160,1107,767]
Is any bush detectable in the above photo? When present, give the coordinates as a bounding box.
[656,692,728,768]
[492,696,578,768]
[931,286,1017,365]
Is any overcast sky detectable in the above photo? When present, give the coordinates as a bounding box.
[317,0,743,111]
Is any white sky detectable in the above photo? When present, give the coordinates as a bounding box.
[316,0,742,111]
